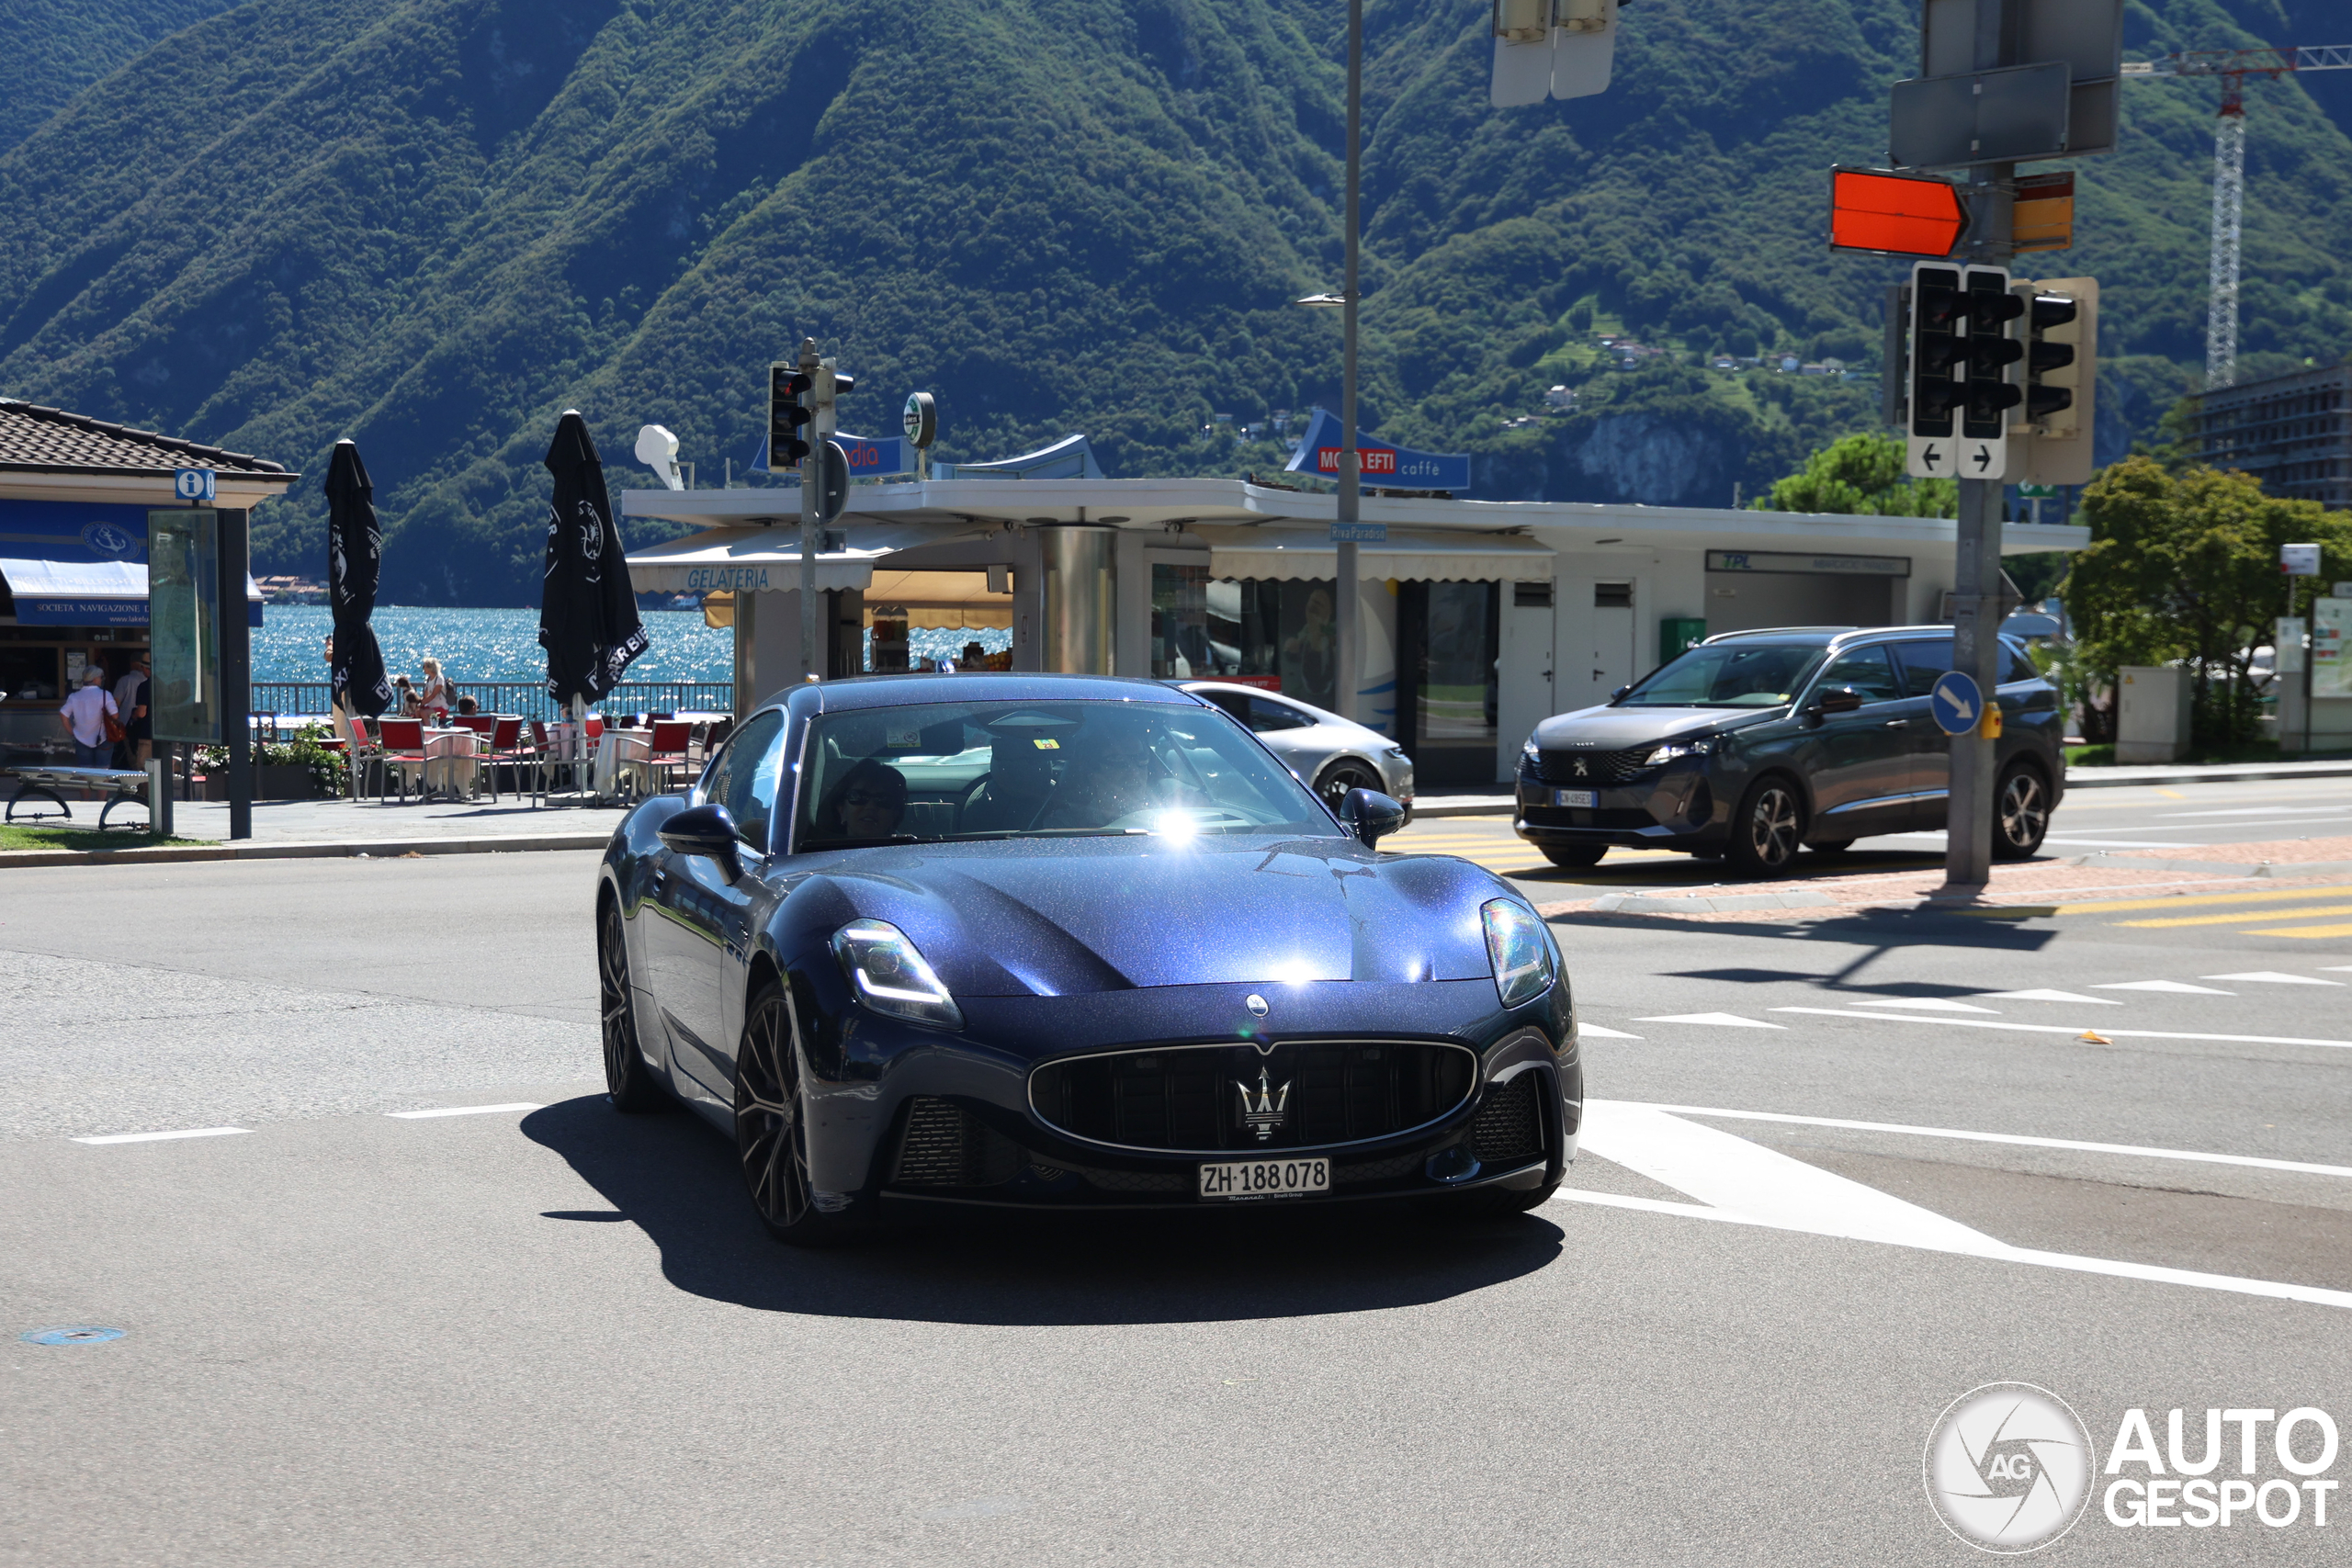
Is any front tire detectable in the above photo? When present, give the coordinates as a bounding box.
[1316,759,1383,814]
[1541,843,1607,869]
[598,897,664,1113]
[1726,778,1804,877]
[735,979,846,1247]
[1994,762,2052,860]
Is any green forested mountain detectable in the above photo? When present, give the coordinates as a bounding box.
[0,0,243,152]
[2,0,2348,604]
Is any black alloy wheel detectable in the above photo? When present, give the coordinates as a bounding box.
[735,980,842,1247]
[1542,843,1607,869]
[1317,760,1383,813]
[1994,763,2051,860]
[599,898,664,1113]
[1726,778,1804,877]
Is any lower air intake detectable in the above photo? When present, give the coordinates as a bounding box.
[891,1098,1023,1188]
[1465,1073,1544,1166]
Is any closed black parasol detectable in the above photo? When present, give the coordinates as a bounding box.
[324,439,394,719]
[538,410,648,705]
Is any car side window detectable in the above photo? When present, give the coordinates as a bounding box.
[703,710,786,852]
[2002,644,2040,683]
[1247,696,1312,732]
[1892,639,1954,698]
[1815,645,1901,704]
[1202,691,1251,723]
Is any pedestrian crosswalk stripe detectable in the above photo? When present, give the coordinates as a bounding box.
[2119,902,2352,929]
[1963,883,2352,918]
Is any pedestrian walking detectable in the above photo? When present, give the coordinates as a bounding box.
[116,652,153,769]
[59,667,119,769]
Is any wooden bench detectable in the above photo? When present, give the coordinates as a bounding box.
[4,765,153,830]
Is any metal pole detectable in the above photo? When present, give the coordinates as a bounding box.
[217,506,253,840]
[1332,0,1363,724]
[1945,160,2014,891]
[797,336,821,682]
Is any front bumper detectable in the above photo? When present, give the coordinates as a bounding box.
[806,980,1577,1215]
[1511,762,1721,851]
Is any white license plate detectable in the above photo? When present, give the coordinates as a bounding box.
[1552,788,1597,807]
[1198,1156,1330,1201]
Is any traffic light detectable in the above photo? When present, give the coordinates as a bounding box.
[1960,271,2022,441]
[769,362,812,469]
[2011,276,2099,487]
[1908,265,1963,438]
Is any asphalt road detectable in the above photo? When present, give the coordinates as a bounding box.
[7,774,2351,1564]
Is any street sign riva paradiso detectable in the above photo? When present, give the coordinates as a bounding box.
[1828,167,1966,257]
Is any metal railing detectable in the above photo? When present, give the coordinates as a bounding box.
[248,681,734,721]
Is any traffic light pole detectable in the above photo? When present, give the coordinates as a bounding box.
[1945,164,2013,891]
[1331,0,1363,724]
[797,336,821,682]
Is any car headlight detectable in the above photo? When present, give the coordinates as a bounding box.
[1481,898,1557,1010]
[1645,738,1713,766]
[831,919,964,1030]
[1520,736,1540,768]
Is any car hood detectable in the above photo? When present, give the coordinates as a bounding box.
[781,834,1504,997]
[1531,705,1781,748]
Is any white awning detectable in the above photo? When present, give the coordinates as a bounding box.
[624,525,937,593]
[0,557,267,627]
[1193,526,1555,582]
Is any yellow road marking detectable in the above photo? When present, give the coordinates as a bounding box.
[2159,788,2185,799]
[2120,903,2352,929]
[2247,923,2352,939]
[1964,884,2352,919]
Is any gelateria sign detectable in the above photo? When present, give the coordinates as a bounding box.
[683,566,771,592]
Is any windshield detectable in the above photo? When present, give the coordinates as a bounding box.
[1617,641,1827,707]
[792,698,1341,849]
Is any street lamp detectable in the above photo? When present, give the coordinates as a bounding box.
[1293,0,1365,722]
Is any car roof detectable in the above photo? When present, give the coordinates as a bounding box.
[791,672,1207,714]
[1699,625,1998,651]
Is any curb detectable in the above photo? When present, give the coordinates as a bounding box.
[1580,889,1840,915]
[0,832,612,870]
[2064,761,2352,789]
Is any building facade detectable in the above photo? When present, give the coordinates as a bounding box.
[2190,363,2352,510]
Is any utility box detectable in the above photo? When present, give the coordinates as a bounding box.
[2115,666,2190,764]
[1659,617,1707,664]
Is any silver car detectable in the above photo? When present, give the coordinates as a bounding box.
[1176,681,1415,819]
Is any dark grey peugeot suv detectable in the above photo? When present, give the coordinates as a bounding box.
[1514,626,2064,876]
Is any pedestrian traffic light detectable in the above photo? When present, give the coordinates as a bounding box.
[770,362,812,469]
[1960,271,2022,441]
[2010,276,2099,487]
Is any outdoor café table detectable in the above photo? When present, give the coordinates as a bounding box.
[420,727,481,798]
[591,728,652,803]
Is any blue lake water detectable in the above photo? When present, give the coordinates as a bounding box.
[253,605,1007,685]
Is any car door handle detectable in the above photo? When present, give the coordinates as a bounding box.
[1882,718,1908,728]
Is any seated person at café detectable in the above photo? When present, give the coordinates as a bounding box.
[809,758,908,842]
[456,695,480,716]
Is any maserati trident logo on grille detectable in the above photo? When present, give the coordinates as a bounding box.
[1237,1066,1291,1141]
[1245,994,1269,1018]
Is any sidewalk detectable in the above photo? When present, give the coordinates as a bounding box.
[1,794,625,868]
[2064,755,2352,789]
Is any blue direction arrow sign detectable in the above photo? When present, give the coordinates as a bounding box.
[1929,671,1984,736]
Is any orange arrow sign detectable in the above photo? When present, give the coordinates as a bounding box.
[1829,167,1967,257]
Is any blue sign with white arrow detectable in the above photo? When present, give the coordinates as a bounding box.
[1929,671,1984,736]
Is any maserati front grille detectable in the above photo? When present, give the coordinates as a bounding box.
[1029,1040,1478,1154]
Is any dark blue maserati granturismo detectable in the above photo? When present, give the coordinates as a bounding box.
[595,673,1579,1245]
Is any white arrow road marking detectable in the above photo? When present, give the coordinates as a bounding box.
[1977,988,2121,1005]
[1849,997,2000,1013]
[1768,1006,2352,1049]
[2096,980,2234,994]
[2203,971,2346,986]
[1632,1012,1784,1029]
[72,1127,251,1146]
[1565,1101,2352,1311]
[384,1102,546,1119]
[1576,1024,1644,1040]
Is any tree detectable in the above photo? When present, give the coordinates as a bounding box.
[1748,433,1957,518]
[2064,456,2352,747]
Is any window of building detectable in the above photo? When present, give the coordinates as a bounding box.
[1149,563,1340,709]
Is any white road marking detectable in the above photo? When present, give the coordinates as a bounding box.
[1768,1006,2352,1049]
[1632,1011,1785,1029]
[1577,1024,1644,1040]
[1601,1099,2352,1179]
[384,1102,546,1120]
[1849,997,2000,1013]
[72,1127,250,1145]
[2096,980,2234,995]
[2033,836,2227,848]
[1547,1187,2352,1312]
[2203,971,2345,986]
[1977,988,2121,1005]
[2155,805,2352,819]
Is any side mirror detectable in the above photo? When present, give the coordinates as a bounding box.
[1338,788,1408,848]
[1815,686,1865,716]
[1609,685,1632,703]
[659,802,741,869]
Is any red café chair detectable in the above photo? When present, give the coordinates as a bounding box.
[643,720,692,795]
[481,717,536,803]
[345,716,384,799]
[374,717,429,803]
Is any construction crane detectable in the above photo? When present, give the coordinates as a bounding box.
[2123,45,2352,389]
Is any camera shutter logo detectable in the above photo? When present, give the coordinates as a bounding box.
[1924,1383,2095,1553]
